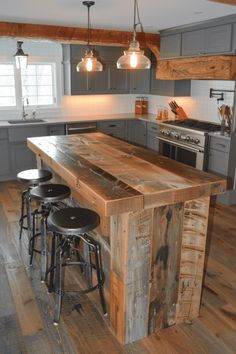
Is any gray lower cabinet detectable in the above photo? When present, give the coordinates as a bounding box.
[0,140,11,180]
[160,34,181,58]
[97,120,126,139]
[146,122,159,152]
[207,135,230,176]
[8,125,48,178]
[126,120,147,146]
[48,124,66,136]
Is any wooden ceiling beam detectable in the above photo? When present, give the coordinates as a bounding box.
[0,21,160,59]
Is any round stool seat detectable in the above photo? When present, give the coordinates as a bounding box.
[48,207,100,235]
[30,184,71,202]
[17,169,52,185]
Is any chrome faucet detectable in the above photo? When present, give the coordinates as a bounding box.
[22,98,28,120]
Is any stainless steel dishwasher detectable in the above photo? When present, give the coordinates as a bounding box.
[66,122,97,135]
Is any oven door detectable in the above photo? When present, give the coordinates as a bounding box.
[158,136,205,170]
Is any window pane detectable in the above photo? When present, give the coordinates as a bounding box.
[0,76,15,86]
[38,96,53,105]
[0,65,14,75]
[21,75,37,85]
[36,65,52,75]
[21,64,55,106]
[0,64,16,107]
[0,96,16,106]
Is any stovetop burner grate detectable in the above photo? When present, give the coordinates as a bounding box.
[163,119,221,132]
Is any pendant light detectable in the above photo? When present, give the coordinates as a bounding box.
[77,1,103,72]
[14,41,28,70]
[117,0,151,70]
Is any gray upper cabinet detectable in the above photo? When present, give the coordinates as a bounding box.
[160,34,181,58]
[182,29,205,56]
[129,70,150,94]
[182,25,232,56]
[205,24,232,54]
[63,44,129,95]
[161,16,235,59]
[232,23,236,52]
[150,67,191,96]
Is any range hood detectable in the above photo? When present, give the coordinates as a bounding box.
[156,54,236,80]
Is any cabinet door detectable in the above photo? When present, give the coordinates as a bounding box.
[97,120,126,139]
[129,70,150,94]
[0,141,11,177]
[205,24,232,54]
[10,142,36,177]
[208,149,229,176]
[70,63,94,94]
[160,34,181,58]
[146,132,159,152]
[126,120,147,146]
[108,64,129,93]
[182,29,205,56]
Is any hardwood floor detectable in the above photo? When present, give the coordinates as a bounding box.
[0,180,236,354]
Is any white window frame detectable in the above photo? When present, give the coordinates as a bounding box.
[0,60,59,111]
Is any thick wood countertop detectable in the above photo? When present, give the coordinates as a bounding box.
[27,132,226,216]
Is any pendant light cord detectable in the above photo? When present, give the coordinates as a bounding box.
[133,0,144,40]
[87,3,91,46]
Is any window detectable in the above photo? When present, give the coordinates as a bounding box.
[0,64,16,107]
[21,64,55,106]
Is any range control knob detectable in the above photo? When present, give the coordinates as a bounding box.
[175,133,180,139]
[166,130,171,136]
[185,135,190,142]
[160,129,165,134]
[194,138,200,144]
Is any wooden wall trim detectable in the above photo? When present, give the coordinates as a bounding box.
[0,21,160,60]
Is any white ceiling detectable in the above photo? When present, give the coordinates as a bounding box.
[1,0,236,33]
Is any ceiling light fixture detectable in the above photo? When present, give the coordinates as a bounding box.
[117,0,151,70]
[76,1,103,72]
[14,41,28,70]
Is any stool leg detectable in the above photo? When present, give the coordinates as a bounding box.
[83,243,93,288]
[94,243,107,315]
[19,190,27,240]
[26,193,32,251]
[48,233,56,292]
[29,210,37,265]
[40,213,47,283]
[54,239,63,325]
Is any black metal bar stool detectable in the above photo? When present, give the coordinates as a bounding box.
[47,207,107,325]
[29,184,71,282]
[17,169,53,240]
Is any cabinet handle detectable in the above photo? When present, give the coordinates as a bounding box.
[109,124,116,127]
[216,143,226,148]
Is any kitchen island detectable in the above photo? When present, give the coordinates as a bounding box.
[27,132,226,344]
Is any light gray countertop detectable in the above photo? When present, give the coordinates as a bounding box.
[0,113,158,128]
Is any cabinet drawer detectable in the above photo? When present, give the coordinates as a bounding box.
[209,136,230,153]
[8,126,48,142]
[0,128,8,140]
[147,122,159,133]
[98,120,125,130]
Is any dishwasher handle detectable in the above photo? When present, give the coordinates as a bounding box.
[66,124,97,134]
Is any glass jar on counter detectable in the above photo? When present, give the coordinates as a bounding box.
[142,96,148,114]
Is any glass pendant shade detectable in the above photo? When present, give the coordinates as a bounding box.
[76,48,103,72]
[117,39,151,70]
[14,41,28,70]
[77,1,103,72]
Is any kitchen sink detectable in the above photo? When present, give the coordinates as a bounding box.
[8,119,45,124]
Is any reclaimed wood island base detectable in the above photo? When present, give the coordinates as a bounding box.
[27,132,226,344]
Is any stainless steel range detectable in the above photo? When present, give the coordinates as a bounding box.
[158,119,221,170]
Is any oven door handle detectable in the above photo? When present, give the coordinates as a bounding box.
[156,136,204,153]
